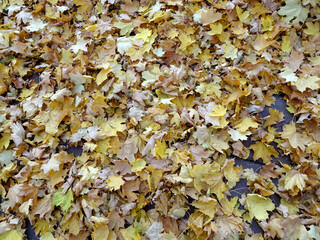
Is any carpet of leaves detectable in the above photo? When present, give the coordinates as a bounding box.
[0,0,320,239]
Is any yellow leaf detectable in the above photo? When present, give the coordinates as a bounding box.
[47,0,57,4]
[172,149,190,165]
[304,22,320,35]
[178,33,195,51]
[19,84,37,99]
[292,75,320,92]
[249,141,279,164]
[133,28,152,41]
[96,139,111,154]
[208,23,223,35]
[0,79,7,95]
[12,59,28,77]
[101,117,126,137]
[19,198,33,215]
[0,133,10,150]
[60,49,73,65]
[34,219,54,236]
[46,6,59,19]
[281,124,309,151]
[264,108,284,127]
[120,226,140,240]
[222,159,241,188]
[130,158,146,172]
[39,232,55,240]
[167,29,179,39]
[281,36,291,52]
[91,95,108,115]
[236,6,250,23]
[147,169,164,190]
[96,68,110,86]
[113,21,134,35]
[154,140,168,159]
[92,223,109,240]
[283,170,308,195]
[252,35,274,52]
[235,117,259,133]
[209,105,227,117]
[68,213,81,236]
[261,15,273,31]
[246,194,275,220]
[0,230,23,240]
[192,196,218,219]
[106,175,125,191]
[223,42,238,60]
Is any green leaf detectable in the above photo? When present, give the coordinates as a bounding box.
[0,150,15,166]
[52,188,74,212]
[278,0,309,24]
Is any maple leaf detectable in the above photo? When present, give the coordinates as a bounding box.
[284,51,304,72]
[118,139,138,162]
[52,189,74,212]
[0,150,15,165]
[145,222,164,240]
[304,22,320,35]
[101,117,126,137]
[263,108,284,127]
[91,224,110,240]
[178,33,195,51]
[145,1,163,19]
[117,37,133,55]
[281,124,309,151]
[25,19,47,32]
[236,6,250,23]
[208,23,223,35]
[0,230,23,240]
[133,28,153,42]
[200,8,222,25]
[70,38,91,54]
[130,158,146,172]
[79,165,99,181]
[228,128,248,141]
[209,105,227,117]
[41,155,62,174]
[141,66,163,87]
[235,117,259,133]
[154,140,168,159]
[249,141,279,163]
[15,9,31,25]
[261,15,273,31]
[307,225,320,240]
[69,72,86,94]
[10,122,24,146]
[246,194,275,220]
[113,21,134,36]
[291,75,320,92]
[106,175,125,191]
[215,216,243,239]
[280,66,298,83]
[251,35,274,52]
[278,0,309,23]
[223,42,238,60]
[282,170,308,195]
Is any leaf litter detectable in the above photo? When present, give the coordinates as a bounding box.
[0,0,320,239]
